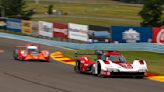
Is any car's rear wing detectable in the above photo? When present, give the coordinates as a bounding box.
[75,50,119,55]
[14,43,41,50]
[14,46,26,50]
[15,46,26,48]
[75,50,105,58]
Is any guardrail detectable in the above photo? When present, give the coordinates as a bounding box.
[0,32,164,53]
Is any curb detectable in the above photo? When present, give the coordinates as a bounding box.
[147,76,164,82]
[50,52,75,66]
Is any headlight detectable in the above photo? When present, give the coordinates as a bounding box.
[21,51,27,57]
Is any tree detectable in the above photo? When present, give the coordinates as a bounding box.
[0,0,35,20]
[47,4,53,15]
[139,0,164,27]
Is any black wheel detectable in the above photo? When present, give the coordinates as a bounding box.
[135,76,144,79]
[74,60,81,73]
[13,50,18,60]
[97,62,103,77]
[19,56,23,61]
[14,56,18,60]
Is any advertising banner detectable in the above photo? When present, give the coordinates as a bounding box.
[112,26,152,43]
[32,21,39,36]
[6,18,21,32]
[53,23,68,39]
[38,21,53,37]
[68,23,88,42]
[0,18,6,29]
[153,28,164,44]
[22,20,32,35]
[88,25,111,42]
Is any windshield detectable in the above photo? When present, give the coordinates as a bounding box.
[106,55,126,63]
[27,49,39,54]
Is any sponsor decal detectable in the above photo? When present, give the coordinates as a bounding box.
[38,21,53,37]
[112,26,152,43]
[6,19,21,32]
[69,28,88,34]
[22,20,32,35]
[68,23,89,42]
[7,21,21,29]
[156,29,164,44]
[123,28,140,43]
[54,28,67,35]
[157,29,164,43]
[53,23,68,39]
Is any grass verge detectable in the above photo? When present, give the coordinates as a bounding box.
[32,17,139,26]
[28,1,142,26]
[28,2,142,20]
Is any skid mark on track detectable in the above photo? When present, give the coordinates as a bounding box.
[3,72,70,92]
[51,52,75,66]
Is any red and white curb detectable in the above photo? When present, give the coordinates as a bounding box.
[51,52,75,66]
[51,52,164,82]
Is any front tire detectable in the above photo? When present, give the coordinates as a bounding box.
[13,50,18,60]
[134,75,144,79]
[97,62,103,77]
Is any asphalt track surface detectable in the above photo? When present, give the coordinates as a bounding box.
[0,38,163,92]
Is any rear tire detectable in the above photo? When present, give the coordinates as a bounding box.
[135,76,144,79]
[13,50,18,60]
[74,60,81,73]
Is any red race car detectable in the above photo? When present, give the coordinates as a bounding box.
[13,43,50,62]
[74,50,148,78]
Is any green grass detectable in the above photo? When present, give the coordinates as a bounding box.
[27,2,142,26]
[27,1,164,26]
[28,2,142,20]
[33,17,139,26]
[62,50,164,75]
[26,0,121,4]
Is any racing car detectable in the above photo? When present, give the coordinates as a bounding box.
[74,50,148,78]
[13,43,50,62]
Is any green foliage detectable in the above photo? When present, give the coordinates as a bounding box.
[0,0,35,20]
[139,0,164,27]
[47,4,53,15]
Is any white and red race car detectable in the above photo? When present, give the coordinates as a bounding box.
[74,51,148,78]
[13,43,50,62]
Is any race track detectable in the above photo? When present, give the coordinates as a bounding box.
[0,38,163,92]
